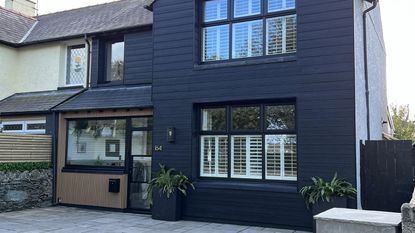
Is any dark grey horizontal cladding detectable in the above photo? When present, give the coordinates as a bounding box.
[124,30,153,85]
[151,0,355,229]
[0,89,83,115]
[90,29,153,87]
[53,86,152,111]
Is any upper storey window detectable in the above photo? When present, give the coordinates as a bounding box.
[106,40,125,82]
[201,0,297,62]
[66,45,86,86]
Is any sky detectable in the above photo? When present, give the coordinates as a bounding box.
[1,0,414,115]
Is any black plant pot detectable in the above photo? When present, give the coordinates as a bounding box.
[152,188,182,221]
[312,197,348,216]
[311,197,348,233]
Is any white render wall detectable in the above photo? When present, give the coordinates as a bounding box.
[0,45,18,99]
[0,39,86,100]
[354,0,388,208]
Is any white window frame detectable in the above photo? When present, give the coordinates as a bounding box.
[65,44,87,87]
[200,135,228,177]
[1,120,46,134]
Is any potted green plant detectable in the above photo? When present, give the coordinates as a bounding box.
[147,164,195,221]
[300,173,356,216]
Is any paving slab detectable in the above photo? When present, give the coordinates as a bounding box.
[0,206,311,233]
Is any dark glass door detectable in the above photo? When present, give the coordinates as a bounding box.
[128,117,152,210]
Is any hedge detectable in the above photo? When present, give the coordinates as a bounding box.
[0,162,52,172]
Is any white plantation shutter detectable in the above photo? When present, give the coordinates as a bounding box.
[200,136,228,177]
[231,135,262,179]
[268,0,295,12]
[203,25,230,61]
[232,20,263,59]
[265,135,297,180]
[266,15,297,55]
[204,0,228,22]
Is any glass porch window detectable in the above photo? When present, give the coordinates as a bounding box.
[66,119,126,167]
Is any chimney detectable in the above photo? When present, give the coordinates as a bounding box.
[5,0,37,17]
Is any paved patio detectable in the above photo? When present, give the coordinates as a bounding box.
[0,207,310,233]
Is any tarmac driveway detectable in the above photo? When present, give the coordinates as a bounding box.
[0,206,310,233]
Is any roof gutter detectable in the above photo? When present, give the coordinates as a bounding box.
[363,0,379,140]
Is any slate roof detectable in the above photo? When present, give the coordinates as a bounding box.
[0,7,36,44]
[0,0,153,45]
[53,86,152,111]
[0,88,84,115]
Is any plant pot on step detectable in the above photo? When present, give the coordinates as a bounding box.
[152,188,182,221]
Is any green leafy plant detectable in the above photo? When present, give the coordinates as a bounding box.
[300,173,357,208]
[0,162,52,172]
[147,164,195,205]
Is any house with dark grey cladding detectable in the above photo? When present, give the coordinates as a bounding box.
[0,0,392,230]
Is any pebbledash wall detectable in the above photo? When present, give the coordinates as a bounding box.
[0,169,53,212]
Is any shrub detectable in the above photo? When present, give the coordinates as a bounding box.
[0,162,52,172]
[300,173,356,208]
[147,164,195,205]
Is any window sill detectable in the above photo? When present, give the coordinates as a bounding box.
[194,54,297,70]
[62,167,127,175]
[193,179,298,193]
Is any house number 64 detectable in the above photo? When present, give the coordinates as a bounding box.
[154,145,163,152]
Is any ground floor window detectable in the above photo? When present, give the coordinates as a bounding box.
[67,119,127,167]
[0,120,46,134]
[199,103,297,181]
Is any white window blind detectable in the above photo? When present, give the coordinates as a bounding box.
[231,135,262,179]
[203,25,230,61]
[201,136,228,177]
[204,0,228,22]
[268,0,295,12]
[265,135,297,180]
[234,0,261,18]
[232,20,263,59]
[266,15,296,55]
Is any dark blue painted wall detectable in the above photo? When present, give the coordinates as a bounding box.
[90,30,153,87]
[151,0,356,229]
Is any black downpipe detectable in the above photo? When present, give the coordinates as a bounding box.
[363,0,379,141]
[84,34,91,88]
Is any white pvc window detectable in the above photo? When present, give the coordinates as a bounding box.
[202,25,230,61]
[266,15,297,55]
[66,45,86,86]
[268,0,295,13]
[1,120,46,134]
[204,0,228,22]
[200,135,228,177]
[232,20,263,59]
[234,0,261,18]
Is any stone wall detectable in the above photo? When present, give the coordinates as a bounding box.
[0,169,52,212]
[402,190,415,233]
